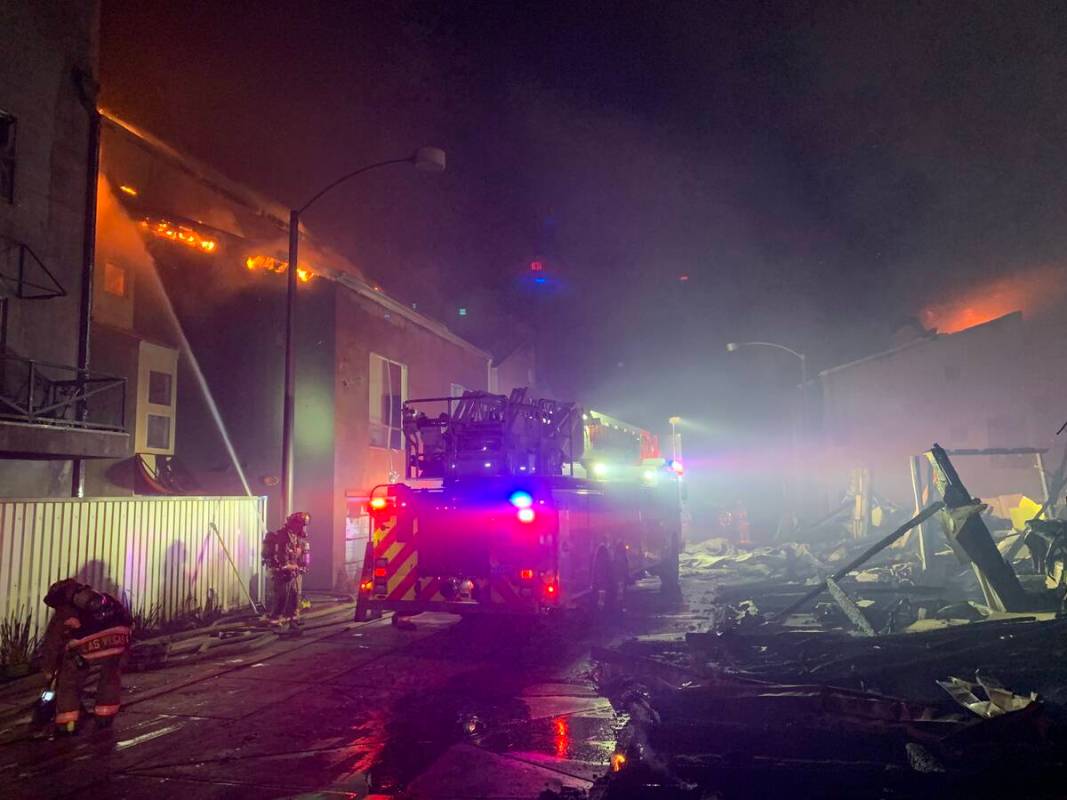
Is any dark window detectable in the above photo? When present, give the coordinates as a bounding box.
[146,414,171,450]
[0,110,15,203]
[148,370,172,406]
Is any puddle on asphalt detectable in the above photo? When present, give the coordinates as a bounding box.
[475,709,619,762]
[361,617,621,794]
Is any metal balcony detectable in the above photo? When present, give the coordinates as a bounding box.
[0,353,126,432]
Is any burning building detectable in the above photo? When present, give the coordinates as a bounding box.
[89,113,500,590]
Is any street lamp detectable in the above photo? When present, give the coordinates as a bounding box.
[725,341,806,385]
[668,416,682,462]
[281,146,446,518]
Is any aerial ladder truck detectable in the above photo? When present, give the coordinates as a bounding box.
[354,389,683,620]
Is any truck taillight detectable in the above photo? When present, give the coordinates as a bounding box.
[367,499,388,521]
[542,571,559,601]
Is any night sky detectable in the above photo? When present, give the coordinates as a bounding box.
[100,1,1067,434]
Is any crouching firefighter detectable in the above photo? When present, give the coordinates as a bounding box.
[263,511,311,626]
[41,579,132,735]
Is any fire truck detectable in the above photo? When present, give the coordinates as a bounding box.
[354,389,683,620]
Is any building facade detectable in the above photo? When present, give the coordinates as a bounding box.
[0,1,130,498]
[92,114,493,590]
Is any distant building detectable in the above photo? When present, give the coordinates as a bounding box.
[0,1,130,497]
[90,114,493,590]
[816,311,1066,511]
[490,340,538,397]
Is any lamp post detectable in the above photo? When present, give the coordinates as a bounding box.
[725,340,806,386]
[281,146,446,518]
[668,416,682,462]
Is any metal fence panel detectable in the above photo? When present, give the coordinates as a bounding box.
[0,496,266,636]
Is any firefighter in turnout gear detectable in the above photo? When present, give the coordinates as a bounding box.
[263,512,311,626]
[41,579,132,736]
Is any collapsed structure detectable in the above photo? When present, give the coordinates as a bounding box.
[592,443,1067,798]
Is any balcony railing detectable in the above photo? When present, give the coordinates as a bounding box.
[0,353,126,432]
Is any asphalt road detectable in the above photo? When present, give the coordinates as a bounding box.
[1,579,700,799]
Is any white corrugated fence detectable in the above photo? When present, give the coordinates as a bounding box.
[0,496,266,636]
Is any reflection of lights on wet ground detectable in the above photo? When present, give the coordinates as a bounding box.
[553,716,570,758]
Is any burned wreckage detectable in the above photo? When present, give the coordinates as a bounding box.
[587,444,1067,799]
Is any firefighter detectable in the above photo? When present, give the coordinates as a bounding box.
[263,512,311,626]
[40,579,132,736]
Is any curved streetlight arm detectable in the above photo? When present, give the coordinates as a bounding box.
[733,341,805,361]
[297,157,413,215]
[727,340,807,384]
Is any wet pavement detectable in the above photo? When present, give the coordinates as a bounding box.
[0,578,702,799]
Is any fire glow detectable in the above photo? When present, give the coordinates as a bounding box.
[920,265,1066,334]
[142,218,218,253]
[245,254,312,283]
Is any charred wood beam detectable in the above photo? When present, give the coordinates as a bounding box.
[927,444,1030,612]
[825,577,876,636]
[777,502,945,619]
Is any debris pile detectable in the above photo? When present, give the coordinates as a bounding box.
[594,444,1067,798]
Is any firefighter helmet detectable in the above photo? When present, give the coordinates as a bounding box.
[287,511,311,530]
[44,578,86,609]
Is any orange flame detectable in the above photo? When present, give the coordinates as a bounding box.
[919,265,1066,334]
[142,218,218,254]
[245,254,313,282]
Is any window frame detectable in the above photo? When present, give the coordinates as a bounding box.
[136,342,178,456]
[145,413,172,450]
[369,353,407,450]
[103,261,128,297]
[148,370,173,407]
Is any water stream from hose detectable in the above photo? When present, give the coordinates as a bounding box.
[143,259,253,498]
